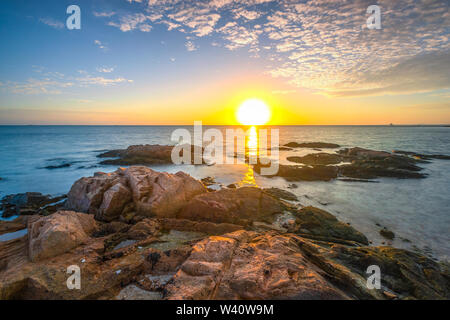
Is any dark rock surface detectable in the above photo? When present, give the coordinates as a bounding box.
[284,142,340,148]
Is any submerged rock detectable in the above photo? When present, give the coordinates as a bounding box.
[263,187,298,201]
[287,153,343,165]
[1,193,66,218]
[379,228,395,240]
[254,163,338,181]
[393,150,450,160]
[284,142,340,149]
[177,187,287,225]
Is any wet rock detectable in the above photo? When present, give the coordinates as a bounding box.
[393,150,450,160]
[297,241,450,300]
[287,153,343,165]
[165,231,350,300]
[379,228,395,240]
[200,177,216,187]
[263,187,298,201]
[178,187,286,225]
[254,163,338,181]
[44,163,71,169]
[0,216,28,236]
[1,193,66,218]
[28,211,98,262]
[284,142,340,149]
[294,206,369,245]
[98,144,204,165]
[337,147,427,179]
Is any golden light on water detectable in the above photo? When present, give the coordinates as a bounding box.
[237,99,271,125]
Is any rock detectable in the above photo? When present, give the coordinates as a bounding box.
[125,166,207,218]
[28,211,98,262]
[158,218,243,236]
[177,187,286,225]
[284,142,340,149]
[254,163,338,181]
[379,228,395,240]
[128,219,161,240]
[263,187,298,201]
[165,231,350,300]
[1,193,66,218]
[98,144,204,165]
[226,183,238,189]
[44,163,71,169]
[298,241,450,300]
[393,150,450,160]
[287,153,343,165]
[116,284,162,300]
[337,147,427,179]
[0,216,28,236]
[97,182,132,221]
[294,206,369,245]
[66,166,207,221]
[200,177,216,186]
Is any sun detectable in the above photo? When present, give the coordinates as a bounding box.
[237,99,271,125]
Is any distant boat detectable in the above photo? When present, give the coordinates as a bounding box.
[389,123,394,126]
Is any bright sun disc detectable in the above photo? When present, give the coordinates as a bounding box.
[237,99,271,125]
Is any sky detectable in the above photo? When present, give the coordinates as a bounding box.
[0,0,449,125]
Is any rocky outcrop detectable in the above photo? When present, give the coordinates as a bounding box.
[66,167,207,221]
[28,211,98,262]
[392,150,450,161]
[293,206,369,245]
[287,153,343,165]
[254,163,338,181]
[263,187,298,201]
[284,142,340,149]
[98,144,204,165]
[177,187,287,225]
[165,231,350,300]
[1,192,66,218]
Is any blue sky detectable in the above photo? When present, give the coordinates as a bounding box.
[0,0,449,124]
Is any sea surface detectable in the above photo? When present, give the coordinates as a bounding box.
[0,125,449,260]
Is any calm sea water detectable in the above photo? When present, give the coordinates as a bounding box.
[0,125,449,260]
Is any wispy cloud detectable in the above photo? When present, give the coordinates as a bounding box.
[93,11,116,18]
[39,17,64,29]
[0,67,133,95]
[94,40,108,51]
[96,66,115,73]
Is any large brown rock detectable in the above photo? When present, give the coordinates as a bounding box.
[178,187,286,225]
[125,166,207,218]
[254,163,338,181]
[28,211,97,262]
[165,231,350,300]
[66,167,207,221]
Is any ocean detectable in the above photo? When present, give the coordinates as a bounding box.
[0,125,449,260]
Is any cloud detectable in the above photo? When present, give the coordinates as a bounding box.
[185,41,198,51]
[93,11,116,18]
[96,66,115,73]
[94,40,108,50]
[39,17,64,29]
[99,0,450,97]
[108,13,152,32]
[1,67,133,95]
